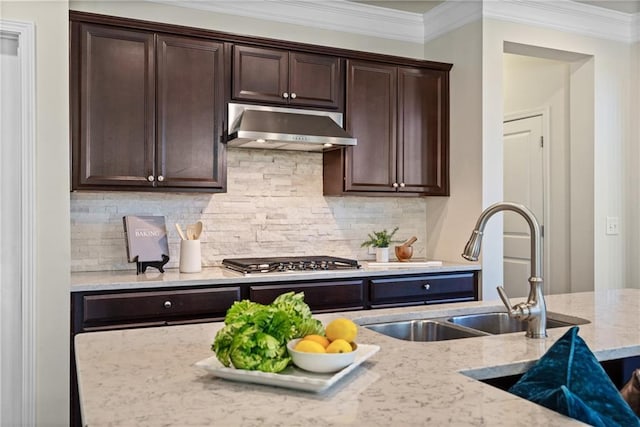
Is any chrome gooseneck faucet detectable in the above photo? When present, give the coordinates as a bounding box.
[462,202,547,338]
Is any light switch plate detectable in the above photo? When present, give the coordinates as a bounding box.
[606,216,619,235]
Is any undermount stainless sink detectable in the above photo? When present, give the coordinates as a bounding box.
[361,311,590,342]
[364,320,487,342]
[447,312,590,335]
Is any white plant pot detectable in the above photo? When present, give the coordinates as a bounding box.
[375,247,389,263]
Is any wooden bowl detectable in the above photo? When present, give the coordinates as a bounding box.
[395,245,413,262]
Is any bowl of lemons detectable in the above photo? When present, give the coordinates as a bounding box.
[287,318,359,373]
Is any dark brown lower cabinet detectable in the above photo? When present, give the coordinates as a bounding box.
[249,280,365,313]
[369,272,477,308]
[77,287,241,331]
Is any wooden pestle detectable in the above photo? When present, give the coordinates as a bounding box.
[401,236,417,247]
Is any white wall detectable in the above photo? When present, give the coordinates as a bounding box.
[1,1,70,426]
[503,54,571,294]
[423,21,484,294]
[628,41,640,289]
[483,18,630,293]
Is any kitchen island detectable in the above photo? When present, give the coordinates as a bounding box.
[74,289,640,426]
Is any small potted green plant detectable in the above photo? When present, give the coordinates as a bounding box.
[361,227,399,262]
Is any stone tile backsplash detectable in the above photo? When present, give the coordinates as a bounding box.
[70,148,428,272]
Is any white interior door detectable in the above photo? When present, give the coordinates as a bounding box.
[503,115,544,298]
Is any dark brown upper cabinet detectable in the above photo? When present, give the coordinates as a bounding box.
[323,60,449,196]
[71,21,226,192]
[70,11,451,196]
[232,45,343,110]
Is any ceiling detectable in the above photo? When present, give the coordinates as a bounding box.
[352,0,640,14]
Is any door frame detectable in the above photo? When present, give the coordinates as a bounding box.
[504,107,551,295]
[0,19,36,425]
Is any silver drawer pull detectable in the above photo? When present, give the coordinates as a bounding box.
[164,301,172,309]
[423,283,430,290]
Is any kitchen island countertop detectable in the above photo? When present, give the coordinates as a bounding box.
[70,260,480,292]
[75,289,640,426]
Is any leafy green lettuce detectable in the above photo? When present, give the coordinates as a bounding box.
[211,292,324,373]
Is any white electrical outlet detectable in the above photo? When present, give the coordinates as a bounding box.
[368,246,376,255]
[606,216,619,235]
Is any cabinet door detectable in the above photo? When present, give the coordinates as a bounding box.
[232,45,288,104]
[398,67,449,195]
[289,52,343,110]
[77,287,241,331]
[249,280,365,312]
[156,35,226,189]
[73,23,155,188]
[369,273,477,308]
[344,60,397,192]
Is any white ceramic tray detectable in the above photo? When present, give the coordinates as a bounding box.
[195,344,380,393]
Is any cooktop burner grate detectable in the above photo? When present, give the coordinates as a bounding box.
[222,256,360,274]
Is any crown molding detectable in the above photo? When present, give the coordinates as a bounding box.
[146,0,639,45]
[483,0,636,43]
[146,0,425,44]
[423,1,483,42]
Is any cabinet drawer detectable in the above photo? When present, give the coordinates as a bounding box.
[370,273,476,307]
[249,280,364,312]
[82,287,241,325]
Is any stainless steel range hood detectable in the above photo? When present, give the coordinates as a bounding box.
[227,103,356,152]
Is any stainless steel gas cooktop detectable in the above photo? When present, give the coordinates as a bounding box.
[221,256,360,275]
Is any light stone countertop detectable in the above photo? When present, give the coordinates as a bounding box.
[70,260,481,292]
[75,289,640,426]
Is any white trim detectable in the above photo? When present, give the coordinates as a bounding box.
[0,18,37,427]
[504,107,551,295]
[423,0,482,42]
[146,0,425,43]
[483,0,637,43]
[143,0,640,45]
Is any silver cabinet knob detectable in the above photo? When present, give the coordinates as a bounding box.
[400,182,406,188]
[147,175,155,182]
[282,92,289,99]
[423,283,430,290]
[157,175,164,182]
[290,92,297,99]
[164,301,172,309]
[392,182,399,188]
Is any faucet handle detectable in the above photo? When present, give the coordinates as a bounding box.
[497,286,531,320]
[497,286,513,311]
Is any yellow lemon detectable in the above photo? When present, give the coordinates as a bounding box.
[326,338,353,354]
[325,318,358,343]
[302,334,330,348]
[294,339,326,353]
